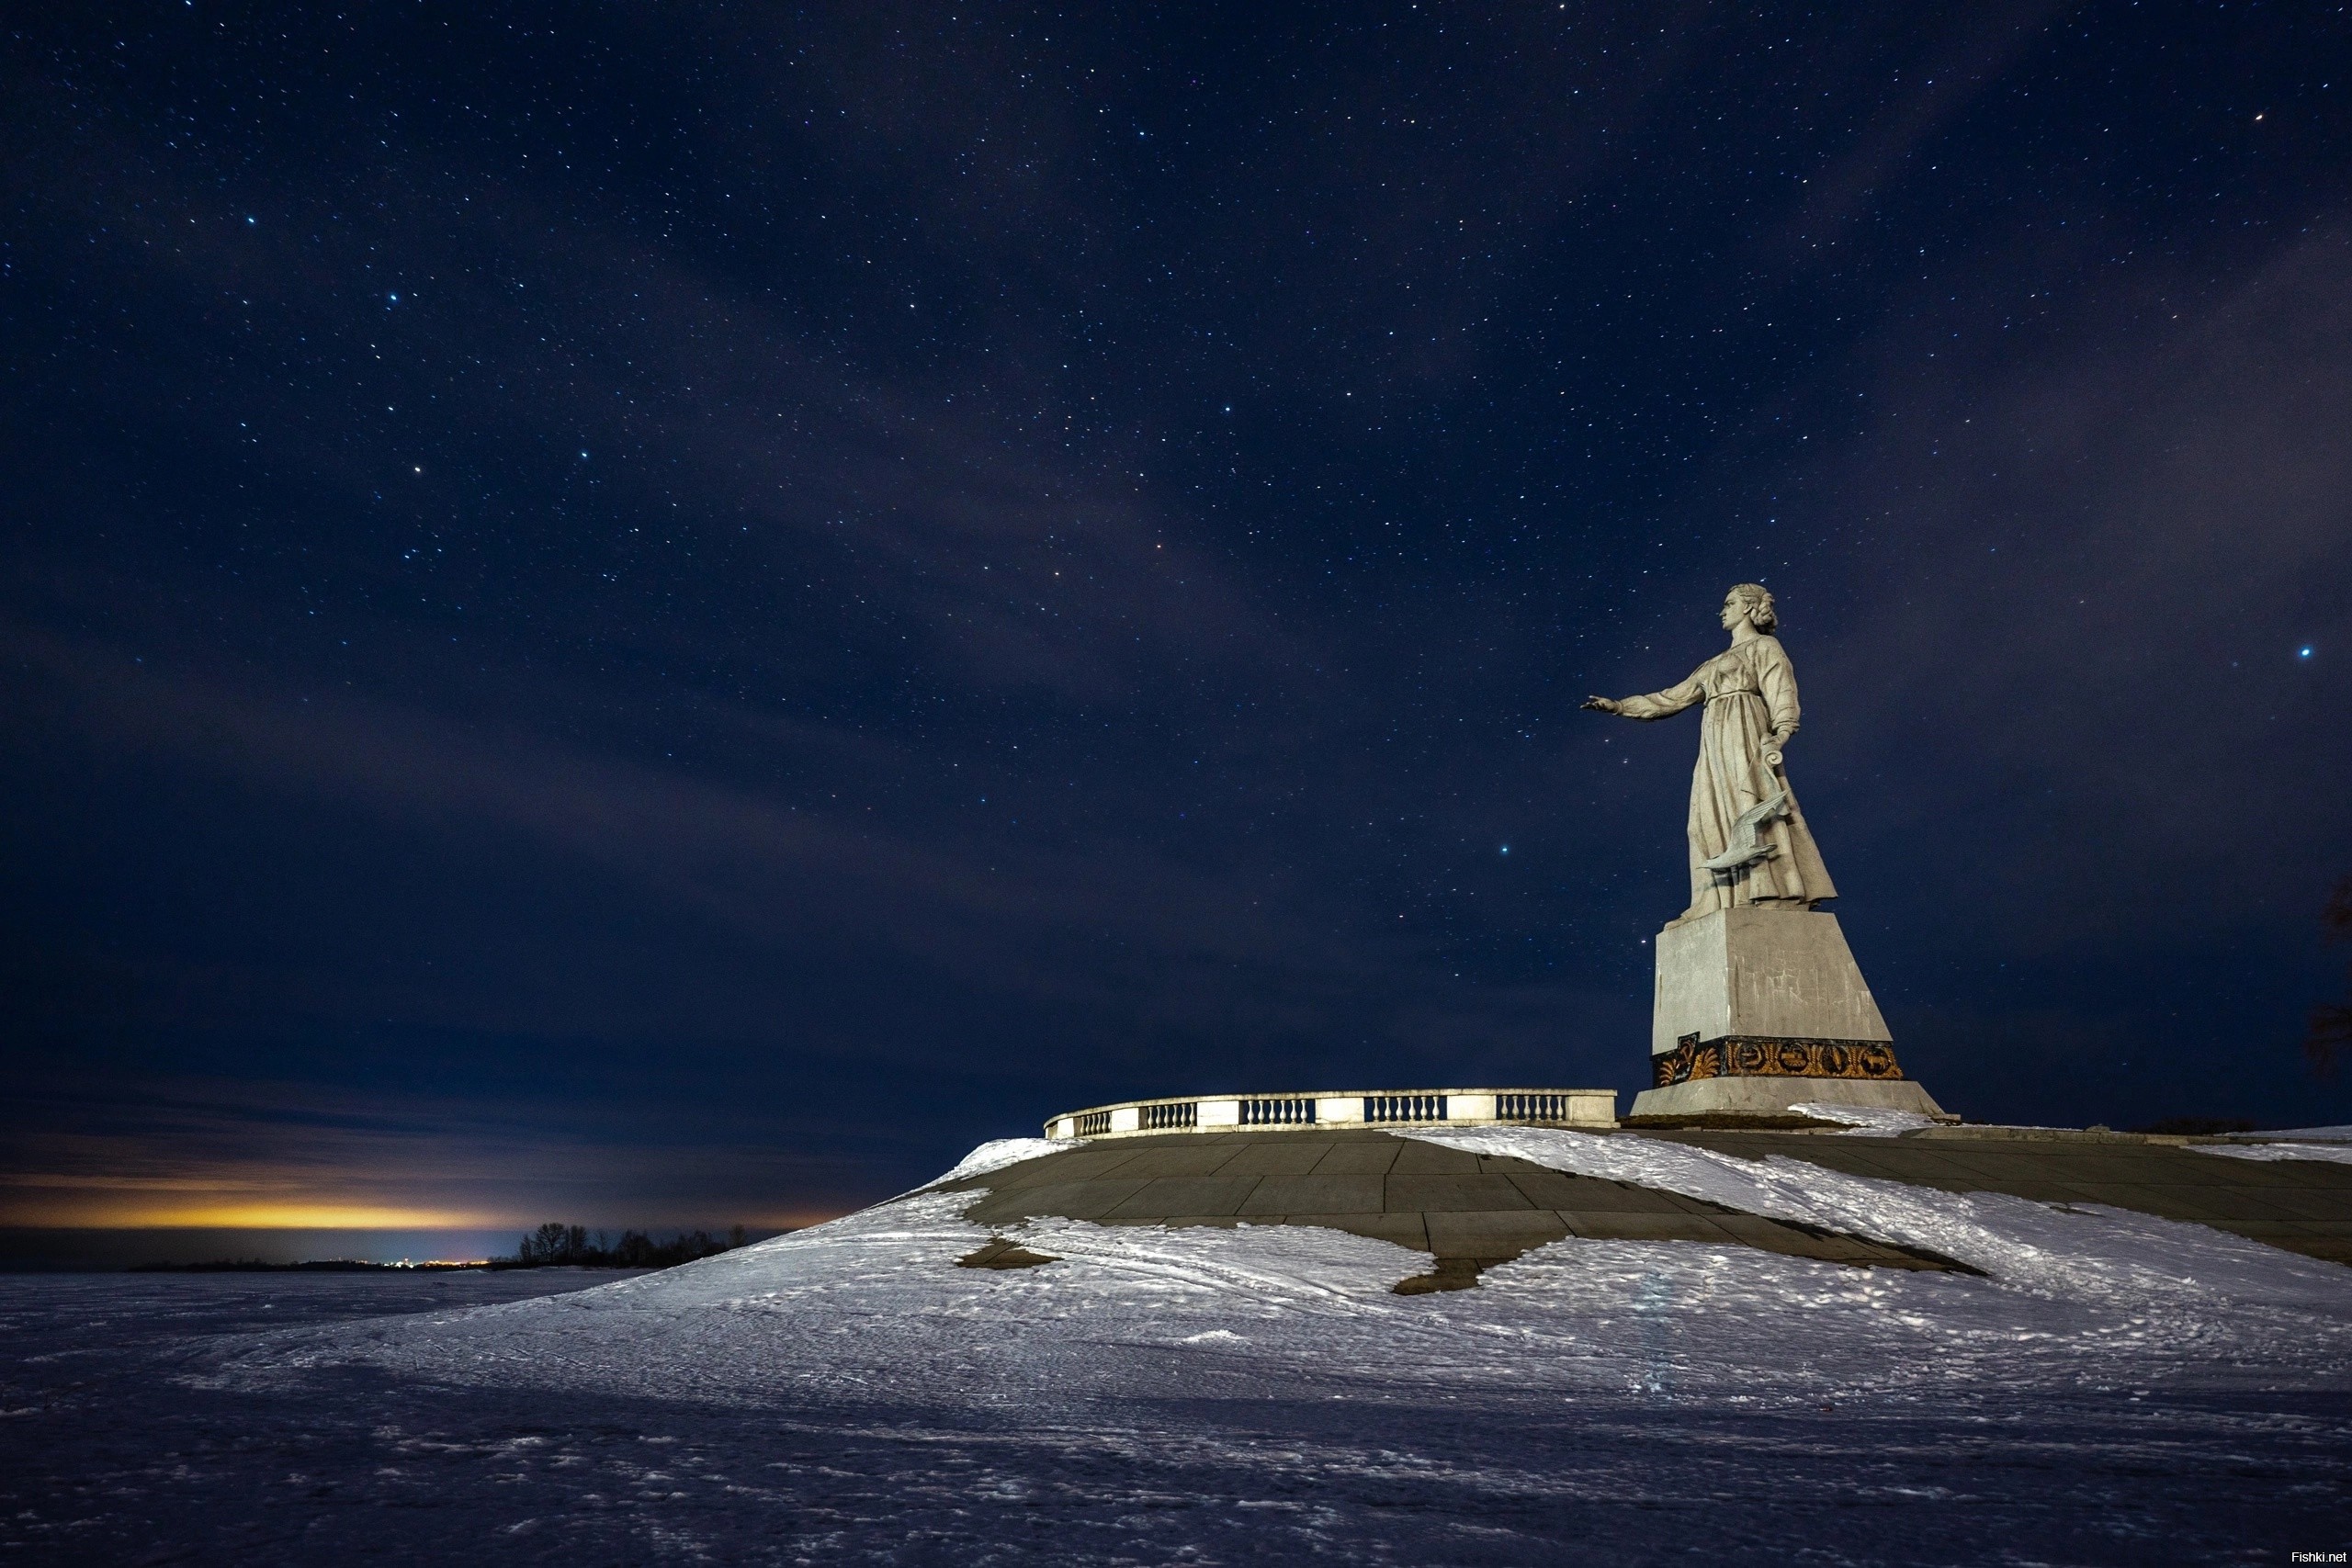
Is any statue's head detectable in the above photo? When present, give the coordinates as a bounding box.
[1722,582,1777,634]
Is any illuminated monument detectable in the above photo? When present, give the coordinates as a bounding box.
[1035,581,1945,1147]
[1584,583,1951,1125]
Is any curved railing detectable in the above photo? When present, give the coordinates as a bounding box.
[1044,1087,1617,1141]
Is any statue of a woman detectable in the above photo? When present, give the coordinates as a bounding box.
[1582,584,1838,924]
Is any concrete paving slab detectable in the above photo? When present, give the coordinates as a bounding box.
[1659,1190,1749,1215]
[1285,1212,1431,1251]
[1565,1212,1739,1243]
[1311,1142,1407,1176]
[1236,1174,1387,1215]
[2029,1164,2193,1190]
[1387,1141,1484,1175]
[2097,1187,2300,1222]
[1556,1181,1706,1214]
[1829,1151,2007,1183]
[1502,1170,1621,1210]
[1213,1141,1340,1177]
[2041,1183,2202,1214]
[1093,1176,1265,1220]
[2212,1223,2352,1262]
[2198,1158,2349,1188]
[965,1179,1151,1224]
[1424,1211,1571,1261]
[1097,1145,1248,1179]
[2253,1190,2352,1223]
[962,1150,1138,1189]
[1385,1173,1539,1213]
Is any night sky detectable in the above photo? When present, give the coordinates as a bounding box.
[6,2,2350,1248]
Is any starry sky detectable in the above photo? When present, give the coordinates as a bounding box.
[5,1,2350,1251]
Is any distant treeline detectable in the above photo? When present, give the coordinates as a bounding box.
[491,1222,754,1270]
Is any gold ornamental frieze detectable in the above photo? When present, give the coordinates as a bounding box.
[1653,1034,1905,1089]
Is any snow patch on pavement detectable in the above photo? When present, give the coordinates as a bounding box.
[1788,1101,1942,1135]
[2224,1124,2352,1143]
[1405,1125,2352,1309]
[2199,1141,2352,1166]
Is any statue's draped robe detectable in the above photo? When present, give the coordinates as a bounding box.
[1616,635,1838,920]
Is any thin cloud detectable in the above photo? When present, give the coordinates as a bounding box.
[3,619,1417,1021]
[1,1076,866,1228]
[1798,228,2352,943]
[1775,0,2074,257]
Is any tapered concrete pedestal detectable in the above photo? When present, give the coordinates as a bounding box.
[1623,905,1951,1126]
[1628,1074,1948,1125]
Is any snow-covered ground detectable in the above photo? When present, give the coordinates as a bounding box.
[925,1134,1066,1185]
[2200,1141,2352,1166]
[1787,1100,1944,1134]
[6,1134,2350,1564]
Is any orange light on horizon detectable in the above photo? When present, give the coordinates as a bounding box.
[123,1202,506,1229]
[2,1188,859,1232]
[2,1197,508,1229]
[2,1166,864,1233]
[0,1175,503,1229]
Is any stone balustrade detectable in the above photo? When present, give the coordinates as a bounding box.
[1044,1088,1617,1141]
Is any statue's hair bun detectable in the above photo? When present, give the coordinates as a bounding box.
[1729,582,1777,633]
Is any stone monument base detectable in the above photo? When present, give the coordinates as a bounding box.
[1633,904,1951,1127]
[1625,1073,1950,1127]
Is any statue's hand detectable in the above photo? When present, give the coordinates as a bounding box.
[1581,695,1621,715]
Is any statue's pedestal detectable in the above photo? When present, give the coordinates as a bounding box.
[1623,906,1951,1126]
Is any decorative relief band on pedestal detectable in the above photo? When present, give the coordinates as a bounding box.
[1652,1033,1904,1089]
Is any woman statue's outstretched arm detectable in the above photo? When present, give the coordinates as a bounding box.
[1584,669,1705,721]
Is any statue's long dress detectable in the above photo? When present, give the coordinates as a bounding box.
[1616,634,1838,921]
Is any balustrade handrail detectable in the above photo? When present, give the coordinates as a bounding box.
[1042,1087,1617,1140]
